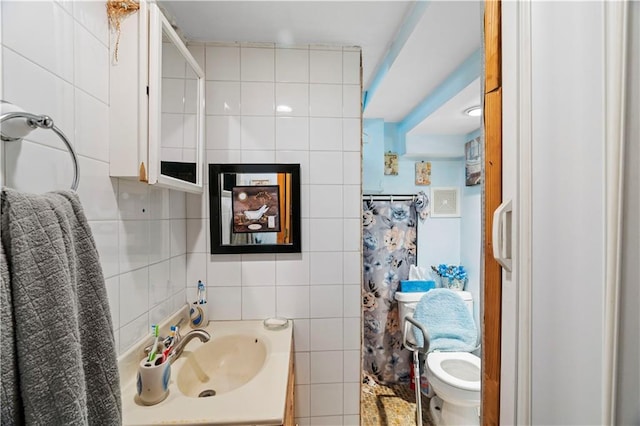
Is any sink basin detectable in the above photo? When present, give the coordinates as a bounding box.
[121,318,293,425]
[176,334,268,397]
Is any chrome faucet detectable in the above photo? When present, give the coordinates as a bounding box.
[142,318,200,358]
[168,329,210,362]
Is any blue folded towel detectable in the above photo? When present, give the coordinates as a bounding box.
[412,288,478,352]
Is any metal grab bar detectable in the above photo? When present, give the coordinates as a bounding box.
[403,315,430,355]
[1,111,79,191]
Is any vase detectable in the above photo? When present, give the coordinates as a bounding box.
[447,278,466,291]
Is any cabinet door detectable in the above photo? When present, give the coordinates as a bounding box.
[148,3,205,194]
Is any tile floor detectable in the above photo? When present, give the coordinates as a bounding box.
[360,381,435,426]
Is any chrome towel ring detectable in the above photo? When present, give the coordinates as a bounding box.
[0,110,80,191]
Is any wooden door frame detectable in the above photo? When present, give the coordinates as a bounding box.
[482,1,502,425]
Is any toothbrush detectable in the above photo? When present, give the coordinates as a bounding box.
[197,280,206,304]
[147,324,160,362]
[162,326,176,359]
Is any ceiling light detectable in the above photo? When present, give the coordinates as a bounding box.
[464,106,482,117]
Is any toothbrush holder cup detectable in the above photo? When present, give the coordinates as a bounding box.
[136,357,171,405]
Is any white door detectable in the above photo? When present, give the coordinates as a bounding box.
[499,1,627,424]
[498,2,524,424]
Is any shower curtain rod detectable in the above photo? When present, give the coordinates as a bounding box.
[363,193,417,201]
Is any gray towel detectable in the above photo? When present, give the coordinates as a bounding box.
[0,188,121,425]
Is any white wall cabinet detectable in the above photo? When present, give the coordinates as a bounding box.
[109,1,205,193]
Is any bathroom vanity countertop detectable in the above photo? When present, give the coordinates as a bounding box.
[119,316,293,426]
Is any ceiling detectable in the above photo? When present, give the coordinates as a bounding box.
[160,0,482,138]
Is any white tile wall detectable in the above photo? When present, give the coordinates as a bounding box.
[196,44,362,425]
[310,252,343,285]
[276,83,309,116]
[206,81,241,115]
[310,84,343,117]
[241,81,275,115]
[310,383,344,416]
[206,115,241,150]
[2,47,75,149]
[241,47,274,82]
[310,151,344,184]
[310,50,343,84]
[310,351,343,383]
[310,185,343,218]
[2,1,74,82]
[205,45,240,81]
[276,48,309,83]
[1,1,187,356]
[241,116,275,150]
[310,118,343,151]
[276,117,309,151]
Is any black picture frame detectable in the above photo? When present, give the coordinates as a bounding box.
[209,163,301,254]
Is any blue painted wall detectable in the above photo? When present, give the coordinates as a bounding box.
[459,128,482,328]
[363,119,385,192]
[362,121,482,329]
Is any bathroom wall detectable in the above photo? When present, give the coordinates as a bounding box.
[1,1,188,355]
[362,118,384,192]
[458,129,482,330]
[363,120,482,326]
[460,175,481,330]
[363,122,467,268]
[183,43,362,425]
[389,156,464,267]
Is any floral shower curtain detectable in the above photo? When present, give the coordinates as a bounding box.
[362,198,417,384]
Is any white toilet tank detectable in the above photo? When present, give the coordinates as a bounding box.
[395,290,473,325]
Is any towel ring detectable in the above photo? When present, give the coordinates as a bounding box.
[1,111,79,191]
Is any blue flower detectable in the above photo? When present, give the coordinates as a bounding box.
[390,204,410,222]
[432,264,468,280]
[384,270,398,285]
[363,232,378,250]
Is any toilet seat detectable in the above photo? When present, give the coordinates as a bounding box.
[427,352,481,392]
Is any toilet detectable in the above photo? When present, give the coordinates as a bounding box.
[395,290,481,426]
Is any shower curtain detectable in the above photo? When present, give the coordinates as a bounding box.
[362,198,417,384]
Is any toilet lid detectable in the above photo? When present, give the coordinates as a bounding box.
[427,352,481,391]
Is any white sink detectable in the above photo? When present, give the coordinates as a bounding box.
[177,334,268,397]
[119,316,293,426]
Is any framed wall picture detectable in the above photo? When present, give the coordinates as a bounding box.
[209,163,301,254]
[465,136,482,186]
[415,161,431,185]
[231,185,281,233]
[384,152,399,175]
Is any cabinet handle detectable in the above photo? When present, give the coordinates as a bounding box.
[492,199,512,272]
